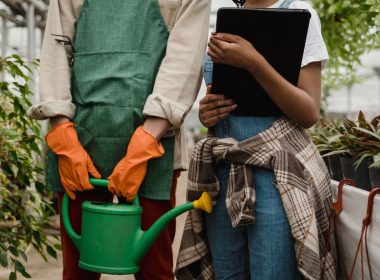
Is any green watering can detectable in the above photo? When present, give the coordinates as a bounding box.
[62,178,212,275]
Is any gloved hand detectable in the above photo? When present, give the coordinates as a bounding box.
[45,122,101,199]
[108,126,165,201]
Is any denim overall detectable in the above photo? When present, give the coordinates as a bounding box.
[204,0,302,279]
[46,0,175,200]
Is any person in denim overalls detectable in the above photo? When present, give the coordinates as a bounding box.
[199,0,329,279]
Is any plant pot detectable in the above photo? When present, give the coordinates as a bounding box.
[340,156,371,191]
[368,166,380,188]
[322,156,330,175]
[328,155,343,181]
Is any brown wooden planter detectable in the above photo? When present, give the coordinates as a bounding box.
[340,156,371,191]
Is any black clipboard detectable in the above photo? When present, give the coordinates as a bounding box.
[211,8,311,116]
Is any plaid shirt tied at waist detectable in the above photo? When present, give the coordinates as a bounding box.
[176,118,337,280]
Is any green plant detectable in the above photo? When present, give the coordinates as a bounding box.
[0,55,59,279]
[352,114,380,168]
[308,118,339,156]
[309,118,352,157]
[310,113,380,164]
[332,113,370,157]
[372,153,380,168]
[311,0,380,88]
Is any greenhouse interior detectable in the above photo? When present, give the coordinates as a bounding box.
[1,0,380,279]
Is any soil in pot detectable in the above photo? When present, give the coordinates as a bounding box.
[328,155,343,181]
[340,156,371,191]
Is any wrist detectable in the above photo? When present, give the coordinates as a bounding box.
[245,49,264,75]
[129,126,165,156]
[45,122,78,154]
[50,116,71,129]
[143,117,171,140]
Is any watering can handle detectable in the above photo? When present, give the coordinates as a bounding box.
[61,178,140,249]
[89,178,109,188]
[62,194,81,248]
[88,178,140,205]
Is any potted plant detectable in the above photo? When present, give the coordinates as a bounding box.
[312,113,374,190]
[0,55,59,279]
[309,118,345,181]
[334,112,377,191]
[353,115,380,188]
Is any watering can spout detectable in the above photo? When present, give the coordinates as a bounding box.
[137,192,212,262]
[192,192,212,214]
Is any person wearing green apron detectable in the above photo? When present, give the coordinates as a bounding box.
[28,0,211,279]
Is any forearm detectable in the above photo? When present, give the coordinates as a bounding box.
[246,53,320,128]
[143,0,211,129]
[28,0,78,121]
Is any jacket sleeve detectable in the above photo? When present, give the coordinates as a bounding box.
[27,0,80,120]
[143,0,211,129]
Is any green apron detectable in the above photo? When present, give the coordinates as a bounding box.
[46,0,174,200]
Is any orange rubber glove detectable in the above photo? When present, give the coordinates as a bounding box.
[108,126,165,201]
[45,122,101,199]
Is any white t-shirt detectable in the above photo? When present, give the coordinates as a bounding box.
[270,0,329,68]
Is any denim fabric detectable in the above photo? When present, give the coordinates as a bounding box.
[203,54,213,85]
[205,115,302,280]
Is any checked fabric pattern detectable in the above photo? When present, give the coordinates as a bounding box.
[176,117,337,280]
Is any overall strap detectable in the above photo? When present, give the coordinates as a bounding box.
[232,0,295,8]
[279,0,295,9]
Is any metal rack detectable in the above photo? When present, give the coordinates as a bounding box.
[0,0,48,60]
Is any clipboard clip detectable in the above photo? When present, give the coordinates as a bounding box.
[232,0,245,7]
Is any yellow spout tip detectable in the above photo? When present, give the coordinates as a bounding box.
[193,192,212,214]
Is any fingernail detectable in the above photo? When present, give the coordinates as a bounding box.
[212,32,217,36]
[230,104,238,110]
[227,99,234,105]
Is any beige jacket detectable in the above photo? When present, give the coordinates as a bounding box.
[28,0,211,169]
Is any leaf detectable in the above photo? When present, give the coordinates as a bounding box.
[35,181,45,193]
[9,246,19,257]
[354,127,380,141]
[323,149,351,157]
[29,142,40,153]
[46,245,57,259]
[0,253,8,267]
[32,231,41,244]
[14,261,26,274]
[354,153,372,169]
[20,270,32,278]
[327,134,343,144]
[9,272,17,280]
[358,111,367,124]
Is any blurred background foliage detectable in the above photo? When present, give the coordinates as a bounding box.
[312,0,380,88]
